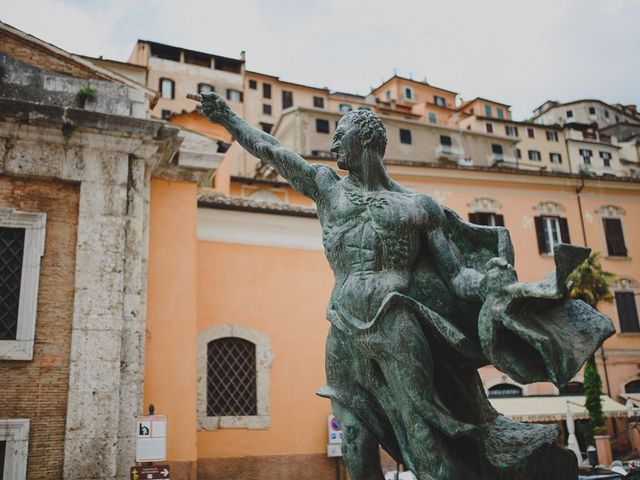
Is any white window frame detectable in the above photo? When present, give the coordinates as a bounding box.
[579,148,593,165]
[550,152,562,164]
[159,78,174,99]
[0,419,29,480]
[0,208,46,361]
[197,324,273,430]
[543,216,562,253]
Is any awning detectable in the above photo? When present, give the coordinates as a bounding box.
[489,395,628,422]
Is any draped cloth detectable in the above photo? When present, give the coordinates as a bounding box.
[317,207,614,479]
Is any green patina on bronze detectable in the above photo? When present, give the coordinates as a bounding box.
[191,92,615,480]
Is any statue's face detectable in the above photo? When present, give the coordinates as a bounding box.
[331,116,362,172]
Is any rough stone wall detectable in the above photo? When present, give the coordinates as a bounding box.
[0,175,80,479]
[0,98,180,479]
[0,51,148,118]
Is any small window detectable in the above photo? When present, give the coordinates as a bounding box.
[339,104,352,113]
[505,125,518,137]
[440,135,452,146]
[161,109,172,119]
[198,83,214,94]
[616,292,639,332]
[358,106,371,111]
[404,86,413,100]
[550,152,562,164]
[399,128,412,144]
[600,151,612,167]
[249,79,257,89]
[385,89,392,101]
[603,218,627,257]
[282,90,293,109]
[566,110,574,119]
[486,123,494,133]
[262,104,272,115]
[488,383,522,398]
[159,78,175,99]
[589,106,596,115]
[559,382,584,395]
[604,110,610,119]
[579,148,593,165]
[313,96,325,108]
[534,216,570,254]
[625,380,640,394]
[484,105,493,117]
[469,212,504,227]
[528,150,541,161]
[546,131,558,141]
[207,337,257,416]
[497,108,505,119]
[226,89,243,103]
[615,115,620,122]
[491,144,503,156]
[515,148,522,159]
[527,127,535,139]
[260,123,273,134]
[428,112,437,124]
[316,119,330,134]
[434,95,446,107]
[263,83,272,99]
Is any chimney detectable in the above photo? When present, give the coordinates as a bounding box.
[240,50,246,62]
[625,104,637,113]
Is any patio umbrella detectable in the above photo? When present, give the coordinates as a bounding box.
[566,402,582,463]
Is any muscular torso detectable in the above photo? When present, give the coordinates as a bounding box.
[318,179,430,325]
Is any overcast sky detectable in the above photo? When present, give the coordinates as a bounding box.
[3,0,639,119]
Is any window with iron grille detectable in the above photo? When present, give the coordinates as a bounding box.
[0,227,25,341]
[207,337,257,417]
[0,208,46,361]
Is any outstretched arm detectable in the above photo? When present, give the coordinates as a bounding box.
[188,92,320,199]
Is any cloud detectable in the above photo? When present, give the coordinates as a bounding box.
[2,0,638,118]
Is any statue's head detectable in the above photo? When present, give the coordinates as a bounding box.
[331,109,387,172]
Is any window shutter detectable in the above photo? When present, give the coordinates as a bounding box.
[534,216,546,254]
[239,92,244,103]
[616,292,640,332]
[603,218,627,256]
[226,89,231,100]
[494,214,505,227]
[468,213,480,225]
[558,217,570,244]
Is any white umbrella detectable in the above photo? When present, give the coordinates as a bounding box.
[566,402,583,463]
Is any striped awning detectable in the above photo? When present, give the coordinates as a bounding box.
[489,395,627,422]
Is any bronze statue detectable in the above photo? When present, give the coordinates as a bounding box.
[189,92,614,480]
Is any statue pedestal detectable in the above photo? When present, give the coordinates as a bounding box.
[595,435,613,467]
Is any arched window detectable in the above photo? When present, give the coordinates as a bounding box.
[625,380,640,394]
[488,383,523,398]
[198,325,273,430]
[207,337,257,416]
[559,381,584,396]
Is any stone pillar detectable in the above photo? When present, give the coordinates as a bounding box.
[594,435,613,467]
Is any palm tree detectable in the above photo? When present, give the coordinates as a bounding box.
[568,253,617,443]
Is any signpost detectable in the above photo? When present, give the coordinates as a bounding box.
[130,465,170,480]
[327,414,343,480]
[135,414,167,463]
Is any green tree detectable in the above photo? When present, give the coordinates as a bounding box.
[568,253,616,443]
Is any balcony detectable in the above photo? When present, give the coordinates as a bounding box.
[488,154,518,168]
[435,145,464,162]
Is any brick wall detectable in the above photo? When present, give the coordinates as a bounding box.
[0,174,79,479]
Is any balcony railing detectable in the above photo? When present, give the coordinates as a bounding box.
[435,145,464,160]
[488,154,518,167]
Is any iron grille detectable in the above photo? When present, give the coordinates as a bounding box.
[0,227,25,340]
[207,337,257,416]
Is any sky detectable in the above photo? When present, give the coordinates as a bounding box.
[3,0,639,119]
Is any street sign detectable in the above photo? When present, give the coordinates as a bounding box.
[130,465,170,480]
[135,414,167,462]
[327,414,343,445]
[327,443,342,458]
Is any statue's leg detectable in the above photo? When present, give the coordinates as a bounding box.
[331,399,385,480]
